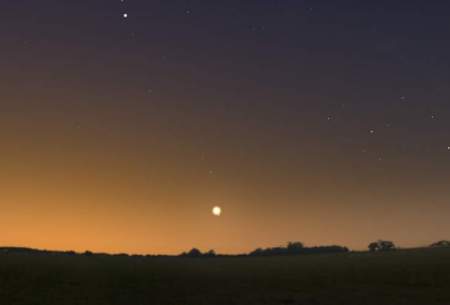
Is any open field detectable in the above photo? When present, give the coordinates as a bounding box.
[1,247,450,305]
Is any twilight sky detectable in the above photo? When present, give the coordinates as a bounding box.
[1,1,450,254]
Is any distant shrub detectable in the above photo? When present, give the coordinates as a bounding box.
[287,242,304,253]
[430,240,450,248]
[180,248,218,258]
[83,250,94,256]
[181,248,203,257]
[368,240,396,252]
[205,250,216,257]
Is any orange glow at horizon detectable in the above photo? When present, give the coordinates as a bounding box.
[2,4,450,254]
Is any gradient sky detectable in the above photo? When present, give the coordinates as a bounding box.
[1,1,450,254]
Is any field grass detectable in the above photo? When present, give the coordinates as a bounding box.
[1,247,450,305]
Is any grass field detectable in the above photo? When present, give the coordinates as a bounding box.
[1,247,450,305]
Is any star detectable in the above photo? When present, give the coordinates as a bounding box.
[123,13,128,19]
[369,129,375,134]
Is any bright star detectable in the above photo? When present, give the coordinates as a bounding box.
[212,206,222,216]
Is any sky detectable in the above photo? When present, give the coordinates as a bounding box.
[1,1,450,255]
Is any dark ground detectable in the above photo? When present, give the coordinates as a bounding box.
[1,247,450,305]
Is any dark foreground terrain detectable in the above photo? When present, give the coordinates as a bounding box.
[1,247,450,305]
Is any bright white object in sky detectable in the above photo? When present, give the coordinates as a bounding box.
[212,206,222,216]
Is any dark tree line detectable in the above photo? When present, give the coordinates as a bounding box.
[2,239,449,259]
[248,242,349,256]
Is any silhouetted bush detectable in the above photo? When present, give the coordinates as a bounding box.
[180,248,218,257]
[287,242,304,253]
[181,248,203,257]
[368,240,396,252]
[205,250,216,257]
[180,248,217,257]
[430,240,450,248]
[248,242,348,256]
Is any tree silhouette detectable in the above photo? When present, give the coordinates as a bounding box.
[287,242,304,254]
[205,250,216,257]
[430,240,450,248]
[184,248,202,257]
[368,242,379,252]
[368,240,396,252]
